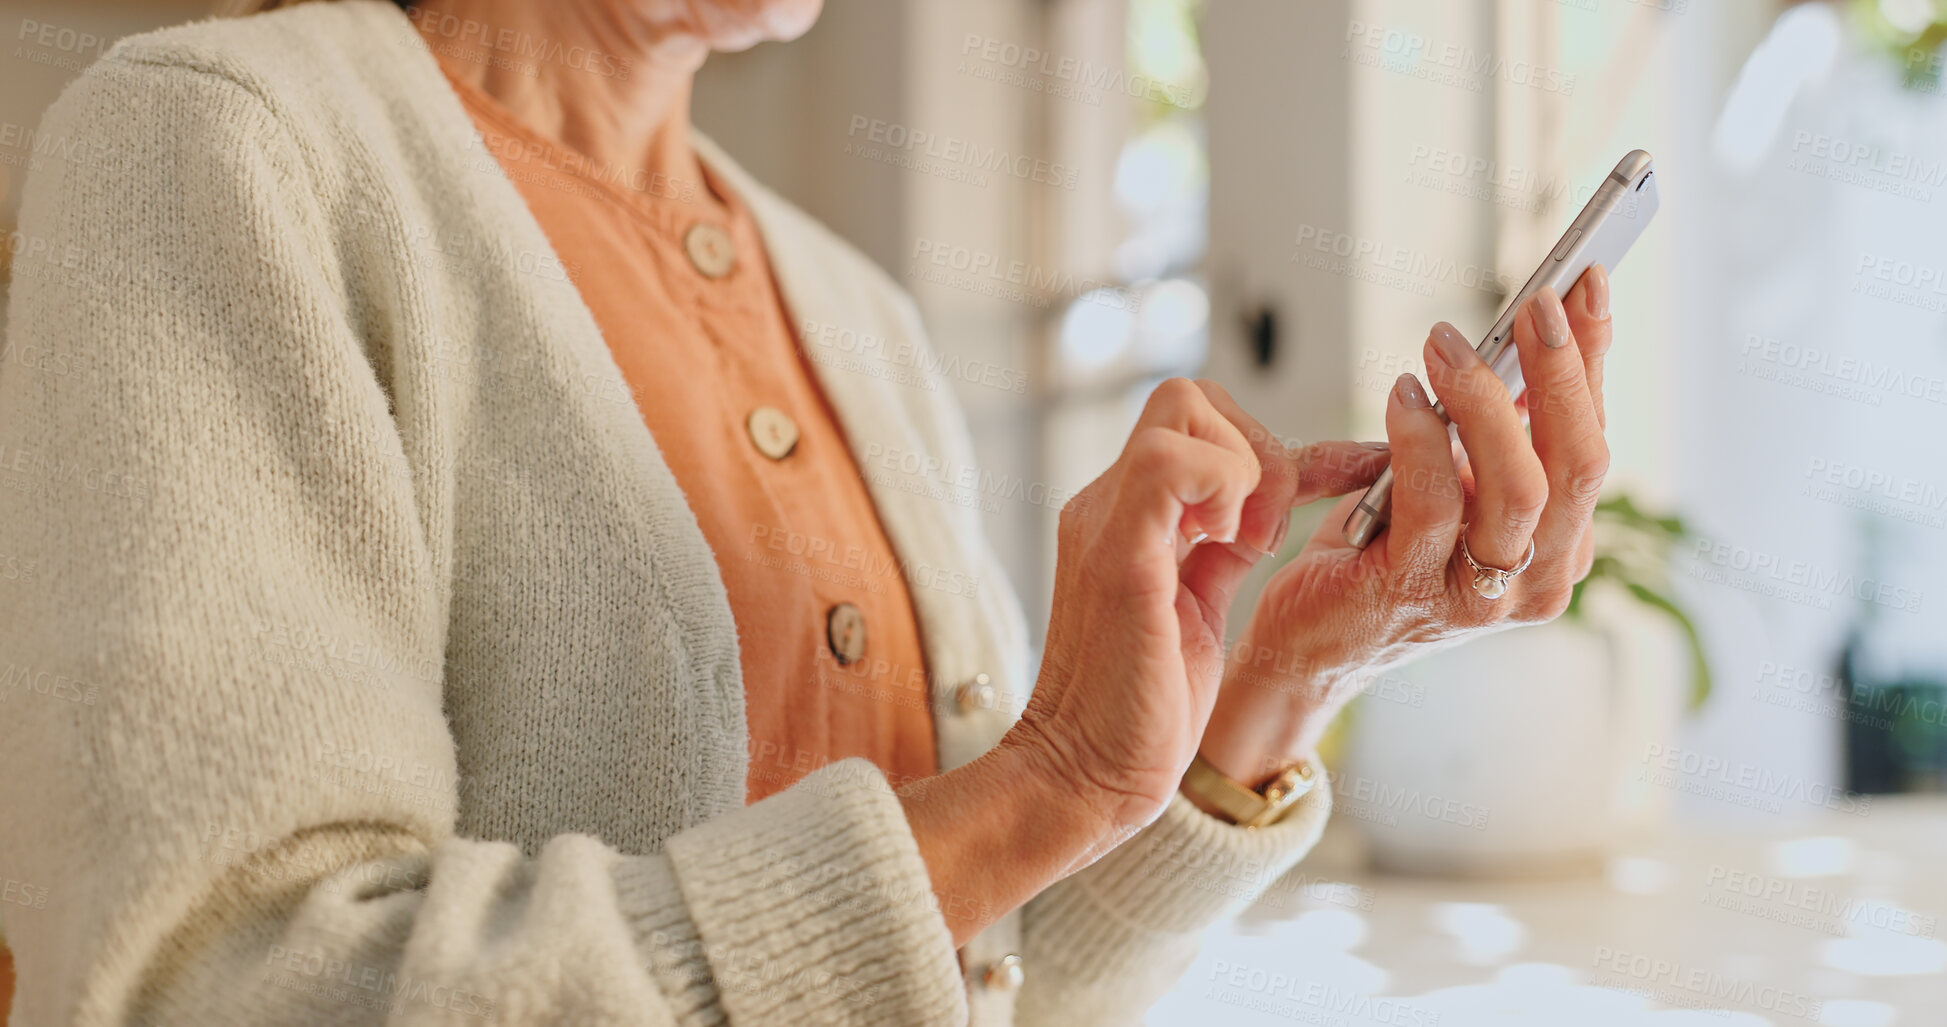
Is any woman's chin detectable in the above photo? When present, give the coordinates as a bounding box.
[760,0,824,42]
[705,0,823,50]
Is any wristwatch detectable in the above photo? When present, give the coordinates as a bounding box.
[1180,752,1317,829]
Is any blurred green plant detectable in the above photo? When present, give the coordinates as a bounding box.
[1127,0,1208,114]
[1851,0,1947,90]
[1566,494,1713,711]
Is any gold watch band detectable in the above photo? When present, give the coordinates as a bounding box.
[1180,752,1317,829]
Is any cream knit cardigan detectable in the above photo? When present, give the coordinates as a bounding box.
[0,2,1332,1024]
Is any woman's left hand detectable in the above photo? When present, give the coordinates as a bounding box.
[1193,267,1613,789]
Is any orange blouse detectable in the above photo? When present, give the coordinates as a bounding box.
[442,67,938,803]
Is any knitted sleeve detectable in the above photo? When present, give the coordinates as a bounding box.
[0,53,962,1027]
[1013,781,1332,1025]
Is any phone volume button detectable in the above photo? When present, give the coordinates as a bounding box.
[1550,228,1582,261]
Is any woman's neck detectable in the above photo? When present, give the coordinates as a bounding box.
[411,0,717,208]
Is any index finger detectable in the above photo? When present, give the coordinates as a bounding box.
[1129,378,1262,544]
[1562,263,1612,429]
[1193,380,1388,555]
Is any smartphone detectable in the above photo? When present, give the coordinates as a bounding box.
[1343,149,1660,549]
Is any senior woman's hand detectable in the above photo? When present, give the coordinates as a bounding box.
[1005,379,1387,837]
[996,377,1264,840]
[901,380,1388,945]
[1195,269,1613,787]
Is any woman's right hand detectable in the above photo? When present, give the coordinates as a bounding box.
[1003,379,1300,843]
[902,380,1385,942]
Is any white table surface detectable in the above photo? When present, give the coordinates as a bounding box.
[1149,797,1947,1026]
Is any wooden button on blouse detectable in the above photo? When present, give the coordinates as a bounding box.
[746,406,800,460]
[683,222,736,278]
[826,602,866,665]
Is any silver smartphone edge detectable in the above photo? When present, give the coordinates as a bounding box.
[1342,149,1659,549]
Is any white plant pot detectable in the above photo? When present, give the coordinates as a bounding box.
[1341,592,1685,877]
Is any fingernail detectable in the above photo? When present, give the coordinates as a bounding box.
[1264,513,1292,556]
[1243,508,1281,556]
[1361,441,1391,451]
[1538,289,1573,349]
[1586,264,1610,320]
[1427,321,1475,368]
[1185,529,1209,546]
[1393,372,1430,409]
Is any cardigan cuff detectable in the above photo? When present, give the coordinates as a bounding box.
[612,855,730,1026]
[659,759,967,1024]
[1033,765,1333,962]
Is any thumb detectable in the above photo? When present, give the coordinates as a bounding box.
[1288,441,1390,507]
